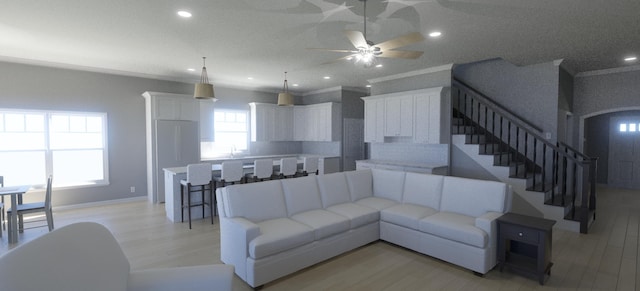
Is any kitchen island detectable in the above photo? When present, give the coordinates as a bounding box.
[355,159,448,175]
[163,155,339,223]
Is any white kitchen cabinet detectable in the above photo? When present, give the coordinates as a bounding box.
[384,95,413,137]
[275,106,293,141]
[251,102,338,142]
[363,87,446,144]
[153,94,199,121]
[414,88,446,144]
[142,91,201,203]
[364,98,384,143]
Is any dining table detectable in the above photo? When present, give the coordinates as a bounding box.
[0,185,31,244]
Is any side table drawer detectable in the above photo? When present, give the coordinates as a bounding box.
[501,223,539,244]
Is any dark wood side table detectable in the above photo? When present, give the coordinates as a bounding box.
[497,213,556,285]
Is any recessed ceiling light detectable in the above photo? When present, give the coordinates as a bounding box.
[187,68,195,72]
[247,77,254,80]
[429,31,442,38]
[292,84,299,87]
[177,10,192,18]
[375,64,383,68]
[323,76,331,80]
[624,56,637,62]
[365,84,372,88]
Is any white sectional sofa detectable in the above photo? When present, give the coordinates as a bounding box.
[216,169,512,288]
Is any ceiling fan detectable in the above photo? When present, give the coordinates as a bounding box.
[310,0,425,67]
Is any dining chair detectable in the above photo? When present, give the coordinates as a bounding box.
[301,156,319,176]
[278,157,298,179]
[250,159,273,182]
[180,163,214,229]
[7,175,54,234]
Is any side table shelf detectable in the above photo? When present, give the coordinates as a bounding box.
[497,213,556,285]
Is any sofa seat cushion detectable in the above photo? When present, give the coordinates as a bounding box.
[355,197,397,211]
[419,212,488,248]
[381,203,438,230]
[326,203,379,229]
[291,209,350,240]
[249,218,314,259]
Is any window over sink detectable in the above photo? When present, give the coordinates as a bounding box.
[201,109,249,159]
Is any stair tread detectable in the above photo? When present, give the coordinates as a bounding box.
[527,183,554,192]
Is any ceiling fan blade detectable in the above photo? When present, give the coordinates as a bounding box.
[344,30,367,48]
[307,48,357,53]
[375,32,425,51]
[320,54,357,65]
[378,50,424,59]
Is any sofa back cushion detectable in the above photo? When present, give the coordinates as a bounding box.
[282,176,323,216]
[317,172,352,208]
[440,176,508,217]
[403,172,443,210]
[371,169,405,202]
[345,169,373,201]
[223,180,287,222]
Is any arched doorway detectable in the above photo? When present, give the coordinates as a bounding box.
[581,107,640,189]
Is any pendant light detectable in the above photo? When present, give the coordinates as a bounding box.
[277,71,294,106]
[194,57,217,100]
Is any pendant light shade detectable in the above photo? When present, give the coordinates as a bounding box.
[277,71,294,106]
[194,57,217,100]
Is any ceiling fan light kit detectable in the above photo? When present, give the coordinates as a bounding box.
[309,0,424,68]
[194,57,217,100]
[277,71,294,106]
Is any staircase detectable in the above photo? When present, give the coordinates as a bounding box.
[451,78,597,233]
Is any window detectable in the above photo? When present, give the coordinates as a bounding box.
[201,109,249,158]
[619,122,640,133]
[0,109,108,188]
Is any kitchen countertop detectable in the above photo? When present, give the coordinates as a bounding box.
[356,159,448,169]
[166,154,340,174]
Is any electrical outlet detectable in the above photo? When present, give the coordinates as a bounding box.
[130,186,135,193]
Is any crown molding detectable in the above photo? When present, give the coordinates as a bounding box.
[367,64,454,84]
[576,64,640,77]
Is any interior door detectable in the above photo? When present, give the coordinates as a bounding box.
[608,116,640,189]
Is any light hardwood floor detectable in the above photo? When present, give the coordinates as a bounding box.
[1,185,638,290]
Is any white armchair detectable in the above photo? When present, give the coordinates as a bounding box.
[0,222,234,291]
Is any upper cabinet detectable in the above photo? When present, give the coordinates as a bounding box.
[384,95,414,137]
[251,102,340,142]
[147,93,200,122]
[362,87,448,144]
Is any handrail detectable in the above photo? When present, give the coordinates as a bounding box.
[453,79,582,164]
[452,80,597,234]
[453,77,543,133]
[559,141,597,162]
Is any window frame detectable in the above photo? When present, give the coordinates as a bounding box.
[0,108,109,189]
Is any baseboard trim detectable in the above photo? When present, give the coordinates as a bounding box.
[54,196,147,211]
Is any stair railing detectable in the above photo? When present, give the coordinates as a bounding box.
[452,77,597,233]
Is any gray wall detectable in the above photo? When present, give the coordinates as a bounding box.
[0,61,286,206]
[453,58,560,141]
[573,69,640,179]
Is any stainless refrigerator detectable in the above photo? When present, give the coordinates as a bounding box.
[154,120,200,203]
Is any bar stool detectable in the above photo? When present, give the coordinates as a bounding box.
[250,159,273,182]
[278,157,298,179]
[302,156,319,176]
[180,163,214,229]
[213,161,245,209]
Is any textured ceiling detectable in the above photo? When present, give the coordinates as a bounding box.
[1,0,639,93]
